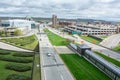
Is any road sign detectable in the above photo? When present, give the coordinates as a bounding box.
[72,31,77,35]
[72,31,82,35]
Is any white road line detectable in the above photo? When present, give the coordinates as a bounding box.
[60,75,64,80]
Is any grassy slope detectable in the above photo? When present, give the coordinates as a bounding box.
[0,35,38,51]
[0,50,33,80]
[32,54,41,80]
[80,36,101,44]
[44,29,69,46]
[60,54,110,80]
[94,51,120,67]
[113,45,120,52]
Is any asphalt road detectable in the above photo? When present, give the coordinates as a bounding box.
[36,26,74,80]
[48,27,120,61]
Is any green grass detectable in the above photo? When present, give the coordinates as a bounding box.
[0,49,34,80]
[32,54,41,80]
[80,36,102,44]
[100,36,108,39]
[112,45,120,52]
[0,35,38,51]
[44,29,69,46]
[60,54,110,80]
[94,51,120,67]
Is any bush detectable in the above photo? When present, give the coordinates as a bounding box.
[13,52,34,57]
[6,74,30,80]
[0,49,12,55]
[0,52,10,55]
[0,55,33,63]
[5,63,31,72]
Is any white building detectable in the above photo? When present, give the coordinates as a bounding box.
[0,19,36,35]
[64,24,118,36]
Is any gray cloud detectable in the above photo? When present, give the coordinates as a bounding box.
[0,0,119,21]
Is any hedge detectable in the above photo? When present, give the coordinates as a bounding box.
[0,50,11,55]
[13,52,34,57]
[0,52,10,55]
[5,63,31,72]
[6,74,30,80]
[0,55,33,63]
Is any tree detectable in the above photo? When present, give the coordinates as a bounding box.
[14,29,23,36]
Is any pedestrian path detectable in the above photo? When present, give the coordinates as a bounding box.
[0,42,32,52]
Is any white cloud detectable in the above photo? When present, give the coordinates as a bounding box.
[0,0,119,21]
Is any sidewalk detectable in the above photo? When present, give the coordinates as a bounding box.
[0,42,32,52]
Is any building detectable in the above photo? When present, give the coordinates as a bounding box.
[52,15,58,27]
[64,23,118,36]
[0,19,36,35]
[59,21,76,27]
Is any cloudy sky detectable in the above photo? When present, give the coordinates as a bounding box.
[0,0,120,21]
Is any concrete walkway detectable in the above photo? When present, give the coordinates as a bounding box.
[0,42,32,52]
[54,46,74,54]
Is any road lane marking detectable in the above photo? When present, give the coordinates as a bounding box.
[60,75,64,80]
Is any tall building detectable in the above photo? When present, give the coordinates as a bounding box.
[52,15,57,27]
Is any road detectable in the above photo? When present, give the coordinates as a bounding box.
[48,27,120,61]
[36,26,74,80]
[100,33,120,48]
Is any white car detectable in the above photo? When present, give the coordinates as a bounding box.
[47,53,52,56]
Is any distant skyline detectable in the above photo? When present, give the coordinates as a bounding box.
[0,0,120,21]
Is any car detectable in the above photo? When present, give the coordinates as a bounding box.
[47,53,52,57]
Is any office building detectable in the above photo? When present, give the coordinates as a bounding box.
[52,15,58,27]
[59,21,76,27]
[64,23,118,35]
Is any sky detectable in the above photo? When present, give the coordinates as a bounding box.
[0,0,120,21]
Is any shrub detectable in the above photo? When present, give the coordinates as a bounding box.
[5,63,31,72]
[0,52,10,55]
[6,74,30,80]
[0,50,10,55]
[13,52,34,57]
[0,55,33,63]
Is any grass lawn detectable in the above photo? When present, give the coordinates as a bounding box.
[32,54,41,80]
[0,35,38,51]
[94,51,120,67]
[112,45,120,52]
[80,36,102,44]
[44,29,70,46]
[100,36,108,39]
[0,49,34,80]
[60,54,110,80]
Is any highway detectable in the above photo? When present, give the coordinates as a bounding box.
[36,25,74,80]
[48,27,120,61]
